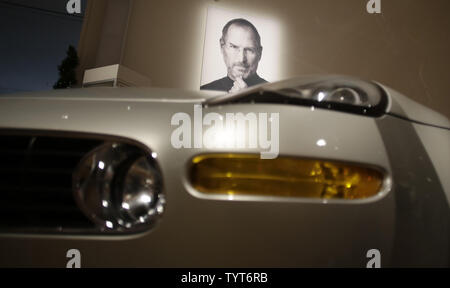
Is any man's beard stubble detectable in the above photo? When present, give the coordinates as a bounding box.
[229,63,256,81]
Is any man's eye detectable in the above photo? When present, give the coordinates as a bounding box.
[245,48,256,54]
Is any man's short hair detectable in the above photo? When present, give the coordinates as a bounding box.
[220,18,262,49]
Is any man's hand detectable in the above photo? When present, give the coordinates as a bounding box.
[228,77,248,93]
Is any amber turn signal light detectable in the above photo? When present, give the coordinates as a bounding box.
[188,154,384,200]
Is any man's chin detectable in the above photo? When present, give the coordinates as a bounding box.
[230,72,251,80]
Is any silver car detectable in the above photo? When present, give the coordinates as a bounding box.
[0,75,448,267]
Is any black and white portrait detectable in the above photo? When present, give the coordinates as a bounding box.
[200,7,281,93]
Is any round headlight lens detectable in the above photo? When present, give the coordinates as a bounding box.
[119,156,164,224]
[72,142,164,233]
[325,87,362,105]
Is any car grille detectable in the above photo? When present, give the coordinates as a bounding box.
[0,132,102,233]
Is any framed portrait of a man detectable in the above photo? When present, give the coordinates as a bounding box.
[200,7,281,93]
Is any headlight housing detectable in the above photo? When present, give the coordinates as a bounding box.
[73,142,165,233]
[204,75,388,117]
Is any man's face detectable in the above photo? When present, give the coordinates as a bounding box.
[221,24,262,81]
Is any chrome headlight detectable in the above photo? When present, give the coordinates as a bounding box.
[315,87,362,105]
[73,142,164,233]
[204,75,388,117]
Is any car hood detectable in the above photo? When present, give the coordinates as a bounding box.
[1,78,448,129]
[379,83,450,129]
[0,86,215,103]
